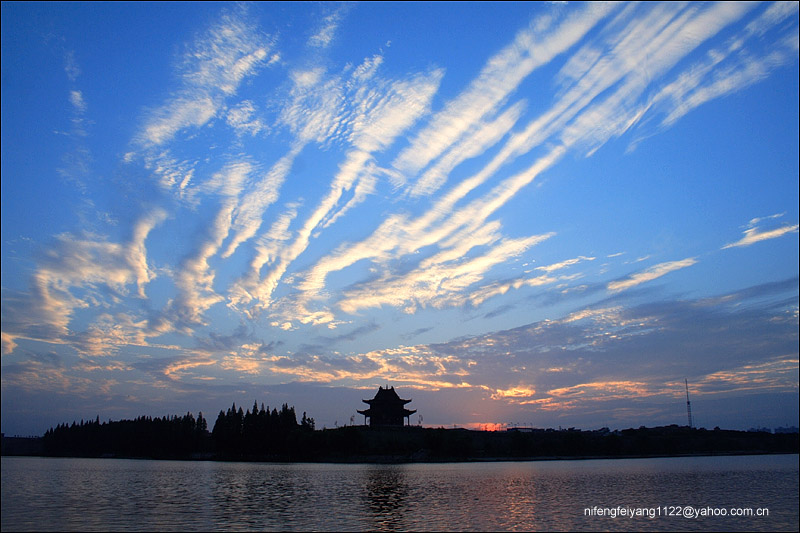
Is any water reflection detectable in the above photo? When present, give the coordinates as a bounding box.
[500,474,537,531]
[2,455,797,532]
[363,467,409,531]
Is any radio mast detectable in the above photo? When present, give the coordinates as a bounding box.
[685,379,693,428]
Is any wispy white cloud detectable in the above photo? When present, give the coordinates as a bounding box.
[278,57,378,147]
[536,255,595,273]
[462,256,596,308]
[337,230,553,315]
[57,53,92,193]
[391,2,616,190]
[226,100,267,136]
[241,67,444,315]
[69,90,86,114]
[296,144,566,322]
[168,162,251,327]
[607,258,697,292]
[128,209,169,298]
[748,213,786,227]
[1,212,167,347]
[222,53,412,277]
[723,223,799,249]
[160,356,217,381]
[408,100,527,198]
[127,9,276,201]
[63,50,81,82]
[308,7,347,49]
[229,203,300,312]
[558,2,756,155]
[136,8,273,152]
[265,343,475,390]
[221,146,304,260]
[156,1,789,333]
[291,3,779,326]
[71,312,151,357]
[468,273,559,308]
[630,2,797,148]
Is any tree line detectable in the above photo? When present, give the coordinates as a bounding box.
[37,411,798,462]
[42,401,315,460]
[211,401,314,458]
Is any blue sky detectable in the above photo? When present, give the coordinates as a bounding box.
[2,2,798,436]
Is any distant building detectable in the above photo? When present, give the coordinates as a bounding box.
[358,386,416,427]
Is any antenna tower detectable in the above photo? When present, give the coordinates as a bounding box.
[685,379,693,428]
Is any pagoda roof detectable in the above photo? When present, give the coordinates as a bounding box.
[362,385,412,405]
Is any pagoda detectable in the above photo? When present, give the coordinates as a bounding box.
[358,386,416,427]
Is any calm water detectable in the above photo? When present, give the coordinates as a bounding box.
[2,454,797,531]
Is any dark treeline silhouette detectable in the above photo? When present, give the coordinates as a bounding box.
[27,407,799,463]
[43,412,211,459]
[290,425,799,463]
[41,401,315,460]
[211,401,314,458]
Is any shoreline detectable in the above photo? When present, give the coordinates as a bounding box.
[6,424,798,463]
[4,444,797,466]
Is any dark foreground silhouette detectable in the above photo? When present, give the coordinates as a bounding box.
[2,402,797,462]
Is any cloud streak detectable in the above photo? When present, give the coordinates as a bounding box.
[607,258,698,293]
[391,2,617,190]
[723,223,799,249]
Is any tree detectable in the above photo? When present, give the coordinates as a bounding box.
[301,412,315,431]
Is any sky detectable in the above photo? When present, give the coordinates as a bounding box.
[2,2,798,437]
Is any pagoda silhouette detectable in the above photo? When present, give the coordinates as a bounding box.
[358,386,416,427]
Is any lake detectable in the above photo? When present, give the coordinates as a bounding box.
[2,454,797,531]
